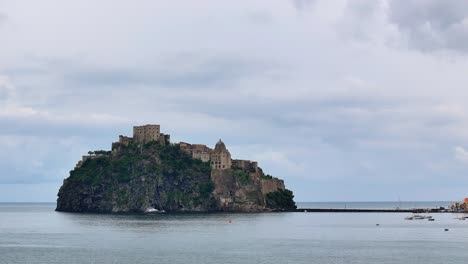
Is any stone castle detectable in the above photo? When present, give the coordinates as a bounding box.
[112,124,171,150]
[109,124,259,172]
[68,123,288,212]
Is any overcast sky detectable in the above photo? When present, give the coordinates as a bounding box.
[1,0,468,202]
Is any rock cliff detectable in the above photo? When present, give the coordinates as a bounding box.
[56,141,296,213]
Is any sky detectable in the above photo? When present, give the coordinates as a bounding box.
[1,0,468,202]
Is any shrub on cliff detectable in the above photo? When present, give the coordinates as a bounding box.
[266,189,297,211]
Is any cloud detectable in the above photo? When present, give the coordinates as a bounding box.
[254,150,304,173]
[454,146,468,164]
[388,0,468,53]
[63,55,280,89]
[2,1,468,201]
[292,0,316,11]
[0,75,14,99]
[0,13,7,26]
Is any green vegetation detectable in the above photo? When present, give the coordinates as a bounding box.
[266,189,297,211]
[64,141,216,211]
[198,181,214,199]
[70,157,110,185]
[261,173,273,180]
[87,150,111,155]
[71,142,212,185]
[233,170,251,185]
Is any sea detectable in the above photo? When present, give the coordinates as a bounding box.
[1,202,468,264]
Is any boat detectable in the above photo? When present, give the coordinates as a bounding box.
[405,215,432,220]
[428,218,435,221]
[144,207,165,214]
[413,215,426,220]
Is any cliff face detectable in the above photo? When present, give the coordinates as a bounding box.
[56,142,295,213]
[211,169,286,211]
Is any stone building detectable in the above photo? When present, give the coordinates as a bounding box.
[180,142,211,162]
[232,159,258,173]
[133,124,160,143]
[210,139,232,170]
[118,135,132,146]
[451,198,468,212]
[181,140,259,171]
[112,125,258,172]
[112,124,170,153]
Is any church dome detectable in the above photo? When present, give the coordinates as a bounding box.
[214,139,226,151]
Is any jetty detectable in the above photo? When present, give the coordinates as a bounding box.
[294,208,450,213]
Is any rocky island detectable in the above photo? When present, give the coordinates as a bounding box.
[56,124,296,213]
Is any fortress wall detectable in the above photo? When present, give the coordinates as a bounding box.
[260,178,285,195]
[232,159,258,172]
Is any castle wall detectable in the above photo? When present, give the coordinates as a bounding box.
[179,142,212,162]
[260,178,285,196]
[232,159,258,172]
[193,152,211,162]
[158,133,170,145]
[119,135,133,146]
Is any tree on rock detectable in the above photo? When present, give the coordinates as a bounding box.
[266,189,297,211]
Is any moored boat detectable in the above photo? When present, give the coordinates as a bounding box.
[144,207,165,214]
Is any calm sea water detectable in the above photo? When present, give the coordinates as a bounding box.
[1,202,468,264]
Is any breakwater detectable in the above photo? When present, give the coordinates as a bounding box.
[295,208,450,213]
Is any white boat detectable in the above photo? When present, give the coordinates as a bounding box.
[405,215,432,220]
[144,207,165,214]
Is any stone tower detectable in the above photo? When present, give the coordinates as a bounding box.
[210,139,232,170]
[133,124,160,143]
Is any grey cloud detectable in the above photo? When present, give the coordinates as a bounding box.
[0,13,7,26]
[337,0,386,42]
[246,12,274,25]
[0,91,7,101]
[2,1,468,201]
[346,0,380,17]
[388,0,468,52]
[0,116,127,138]
[58,55,282,89]
[292,0,316,10]
[0,135,85,184]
